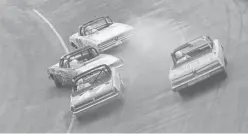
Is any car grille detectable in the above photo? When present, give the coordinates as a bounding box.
[98,31,134,50]
[73,90,116,112]
[98,38,117,49]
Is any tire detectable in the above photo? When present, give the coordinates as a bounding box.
[74,115,81,121]
[172,89,177,93]
[120,79,125,93]
[171,87,178,93]
[224,57,228,66]
[220,69,227,79]
[53,76,62,88]
[118,92,124,105]
[118,82,125,103]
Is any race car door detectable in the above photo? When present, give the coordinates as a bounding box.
[57,60,77,86]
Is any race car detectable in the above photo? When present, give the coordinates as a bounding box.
[47,46,124,88]
[70,64,124,119]
[68,16,134,52]
[169,36,228,92]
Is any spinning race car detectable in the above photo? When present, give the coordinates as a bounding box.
[47,46,124,88]
[68,16,134,52]
[70,64,125,119]
[169,36,228,92]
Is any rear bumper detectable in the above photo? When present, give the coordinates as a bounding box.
[71,92,121,117]
[171,66,225,92]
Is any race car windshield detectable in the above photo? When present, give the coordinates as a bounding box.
[173,39,212,67]
[68,49,98,68]
[84,18,109,35]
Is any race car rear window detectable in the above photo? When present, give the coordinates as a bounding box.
[180,39,209,54]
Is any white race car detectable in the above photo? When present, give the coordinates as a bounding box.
[70,64,125,119]
[68,16,134,52]
[47,46,124,88]
[169,36,228,92]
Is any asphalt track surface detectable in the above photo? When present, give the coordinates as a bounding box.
[0,0,248,133]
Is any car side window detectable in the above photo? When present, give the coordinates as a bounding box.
[63,59,69,68]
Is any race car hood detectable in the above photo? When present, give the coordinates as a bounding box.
[169,53,218,80]
[86,23,134,43]
[70,79,114,107]
[75,54,122,73]
[47,63,59,74]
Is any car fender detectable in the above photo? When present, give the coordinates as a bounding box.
[213,39,225,66]
[112,69,121,91]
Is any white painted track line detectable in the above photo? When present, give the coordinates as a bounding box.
[33,8,72,133]
[33,9,69,53]
[67,115,76,134]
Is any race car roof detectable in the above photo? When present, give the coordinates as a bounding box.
[60,45,93,59]
[72,64,110,83]
[81,16,110,28]
[172,35,208,54]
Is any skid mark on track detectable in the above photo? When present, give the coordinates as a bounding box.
[0,103,8,118]
[135,104,191,132]
[224,3,232,51]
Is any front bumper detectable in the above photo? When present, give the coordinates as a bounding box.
[71,91,121,116]
[98,33,134,52]
[171,66,225,92]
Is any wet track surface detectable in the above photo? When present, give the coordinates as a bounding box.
[0,0,248,132]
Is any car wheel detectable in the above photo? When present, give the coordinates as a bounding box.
[220,69,227,79]
[117,92,125,105]
[53,76,62,88]
[74,115,81,121]
[120,79,125,92]
[172,88,177,93]
[118,90,124,98]
[224,57,228,66]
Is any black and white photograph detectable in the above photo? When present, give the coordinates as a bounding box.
[0,0,248,133]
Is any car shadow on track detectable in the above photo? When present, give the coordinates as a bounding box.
[103,42,134,56]
[178,73,228,101]
[46,85,72,99]
[75,99,124,125]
